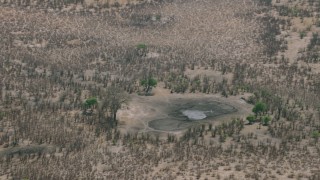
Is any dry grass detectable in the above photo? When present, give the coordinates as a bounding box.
[0,0,320,179]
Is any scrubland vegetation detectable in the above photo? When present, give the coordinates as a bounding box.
[0,0,320,179]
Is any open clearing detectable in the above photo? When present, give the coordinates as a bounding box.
[118,87,251,134]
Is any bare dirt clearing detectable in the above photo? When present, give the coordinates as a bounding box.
[118,87,252,135]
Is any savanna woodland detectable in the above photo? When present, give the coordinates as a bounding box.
[0,0,320,179]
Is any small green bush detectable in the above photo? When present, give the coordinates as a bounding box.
[136,43,147,50]
[84,97,97,108]
[262,116,271,126]
[246,115,255,125]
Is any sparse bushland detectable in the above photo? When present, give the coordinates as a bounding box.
[0,0,320,179]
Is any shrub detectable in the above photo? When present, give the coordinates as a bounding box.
[136,43,147,50]
[84,97,97,108]
[262,116,271,126]
[252,102,267,116]
[246,115,256,125]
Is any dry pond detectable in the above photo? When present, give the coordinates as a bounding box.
[118,87,252,134]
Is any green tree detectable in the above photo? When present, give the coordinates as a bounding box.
[84,97,97,108]
[246,114,255,125]
[83,97,98,115]
[262,116,271,126]
[252,102,267,116]
[140,78,157,95]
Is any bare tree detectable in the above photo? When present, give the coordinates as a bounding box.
[105,85,130,123]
